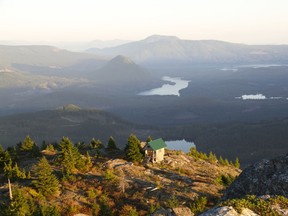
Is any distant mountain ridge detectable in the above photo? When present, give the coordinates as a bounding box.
[89,55,151,83]
[0,45,107,71]
[0,108,153,149]
[87,35,288,65]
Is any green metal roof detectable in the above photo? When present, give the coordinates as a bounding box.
[148,138,167,151]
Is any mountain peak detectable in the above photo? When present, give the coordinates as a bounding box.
[57,104,81,111]
[109,55,135,65]
[143,35,180,43]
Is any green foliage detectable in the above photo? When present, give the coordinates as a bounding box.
[107,136,117,150]
[234,157,240,168]
[218,156,225,165]
[269,195,288,208]
[125,134,143,162]
[165,195,179,208]
[19,136,34,151]
[119,205,138,216]
[105,169,117,182]
[4,187,31,216]
[40,204,61,216]
[187,148,240,168]
[58,137,85,177]
[75,141,88,150]
[4,159,13,179]
[92,203,100,216]
[146,136,152,142]
[208,151,217,163]
[219,195,288,215]
[187,147,207,160]
[86,151,92,165]
[0,150,11,167]
[7,146,18,161]
[90,138,103,149]
[215,174,236,187]
[45,144,56,153]
[99,197,113,216]
[189,196,207,215]
[18,136,41,157]
[32,157,60,197]
[4,160,26,180]
[87,188,97,201]
[12,163,26,180]
[149,203,161,214]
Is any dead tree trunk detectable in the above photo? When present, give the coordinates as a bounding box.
[8,178,13,200]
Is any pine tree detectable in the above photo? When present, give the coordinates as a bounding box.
[3,150,11,164]
[20,135,35,151]
[146,136,152,142]
[208,152,217,163]
[0,144,4,167]
[218,156,225,165]
[125,134,143,162]
[4,159,13,179]
[32,157,60,197]
[0,144,3,155]
[5,187,30,215]
[224,158,230,166]
[234,157,240,168]
[107,136,117,150]
[12,163,26,180]
[90,138,103,149]
[58,137,85,176]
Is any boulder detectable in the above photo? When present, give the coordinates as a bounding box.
[199,206,259,216]
[151,207,193,216]
[172,207,194,216]
[222,154,288,200]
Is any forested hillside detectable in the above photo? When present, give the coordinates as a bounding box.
[0,135,240,215]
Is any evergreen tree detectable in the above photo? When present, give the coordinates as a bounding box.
[125,134,143,162]
[86,151,92,165]
[234,157,240,168]
[146,136,152,142]
[218,156,225,165]
[12,163,26,180]
[58,137,85,176]
[4,159,13,179]
[32,157,60,197]
[0,144,3,155]
[224,158,230,166]
[5,187,30,216]
[107,136,117,150]
[8,146,18,161]
[90,138,103,149]
[20,135,35,151]
[0,150,10,168]
[208,152,217,163]
[0,144,4,167]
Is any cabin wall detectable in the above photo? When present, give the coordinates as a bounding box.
[155,148,165,162]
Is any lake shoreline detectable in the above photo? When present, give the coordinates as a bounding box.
[138,76,190,96]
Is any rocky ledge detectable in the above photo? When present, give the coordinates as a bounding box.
[222,154,288,200]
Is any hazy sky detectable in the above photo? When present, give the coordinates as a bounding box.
[1,0,288,44]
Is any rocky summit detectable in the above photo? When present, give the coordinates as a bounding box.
[222,154,288,200]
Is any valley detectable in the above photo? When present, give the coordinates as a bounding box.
[0,36,288,168]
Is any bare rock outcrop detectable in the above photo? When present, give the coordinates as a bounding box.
[222,154,288,200]
[151,207,193,216]
[199,206,259,216]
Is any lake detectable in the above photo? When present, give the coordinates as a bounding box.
[165,139,196,153]
[236,94,285,100]
[138,76,190,96]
